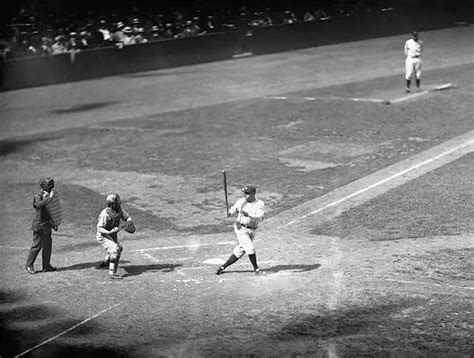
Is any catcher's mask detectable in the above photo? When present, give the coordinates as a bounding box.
[39,177,55,192]
[106,193,122,212]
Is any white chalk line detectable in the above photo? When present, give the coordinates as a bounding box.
[15,303,120,357]
[385,279,474,291]
[390,91,428,103]
[265,83,453,105]
[137,241,234,252]
[278,137,474,229]
[266,95,385,103]
[0,245,29,250]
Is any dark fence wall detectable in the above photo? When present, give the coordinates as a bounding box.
[0,7,462,91]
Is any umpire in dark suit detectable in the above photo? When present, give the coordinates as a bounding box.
[25,177,58,274]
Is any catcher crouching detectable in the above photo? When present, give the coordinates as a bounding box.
[96,193,135,279]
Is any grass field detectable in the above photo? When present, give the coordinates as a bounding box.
[0,27,473,357]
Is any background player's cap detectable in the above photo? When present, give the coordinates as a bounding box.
[242,185,256,194]
[412,31,418,37]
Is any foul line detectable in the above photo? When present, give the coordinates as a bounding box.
[266,95,385,103]
[137,241,234,252]
[278,137,474,229]
[390,91,428,103]
[15,303,120,357]
[385,279,474,291]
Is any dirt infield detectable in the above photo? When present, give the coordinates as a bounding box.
[1,27,473,357]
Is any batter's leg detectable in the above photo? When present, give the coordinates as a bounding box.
[248,253,259,272]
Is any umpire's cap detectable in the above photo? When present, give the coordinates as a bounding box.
[242,185,256,194]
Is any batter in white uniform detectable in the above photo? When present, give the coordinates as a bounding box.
[216,185,265,275]
[404,31,423,93]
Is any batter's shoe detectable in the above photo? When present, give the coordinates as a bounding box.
[254,268,262,276]
[43,266,57,272]
[25,265,36,274]
[216,266,225,275]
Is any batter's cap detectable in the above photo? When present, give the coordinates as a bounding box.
[242,185,256,194]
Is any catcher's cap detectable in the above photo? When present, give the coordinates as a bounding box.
[106,193,121,203]
[242,185,256,194]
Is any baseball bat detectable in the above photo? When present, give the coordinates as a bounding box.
[222,170,229,214]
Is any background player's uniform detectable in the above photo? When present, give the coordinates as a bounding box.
[404,36,423,91]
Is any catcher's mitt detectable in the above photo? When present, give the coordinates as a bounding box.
[122,221,136,234]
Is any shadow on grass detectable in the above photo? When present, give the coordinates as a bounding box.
[0,134,64,155]
[224,264,321,275]
[0,289,130,358]
[51,101,118,114]
[56,260,130,271]
[263,264,321,273]
[123,263,182,277]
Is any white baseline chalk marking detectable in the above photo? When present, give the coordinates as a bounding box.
[137,241,235,252]
[0,245,29,250]
[268,95,385,103]
[390,91,428,103]
[15,304,120,357]
[279,137,474,229]
[385,279,474,291]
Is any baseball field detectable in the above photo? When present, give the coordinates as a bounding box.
[0,26,473,357]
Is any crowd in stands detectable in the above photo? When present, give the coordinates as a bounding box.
[0,1,393,60]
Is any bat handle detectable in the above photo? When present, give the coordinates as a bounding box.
[222,170,229,214]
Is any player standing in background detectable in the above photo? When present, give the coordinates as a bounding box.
[216,185,265,276]
[404,31,423,93]
[26,178,58,274]
[96,193,133,280]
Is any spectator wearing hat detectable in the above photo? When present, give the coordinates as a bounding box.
[66,32,80,51]
[98,20,114,47]
[39,36,53,55]
[150,25,161,41]
[112,21,125,44]
[131,17,141,33]
[134,28,148,44]
[51,35,67,54]
[121,27,136,45]
[283,10,297,24]
[162,23,175,39]
[216,185,265,276]
[175,20,200,38]
[79,31,89,49]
